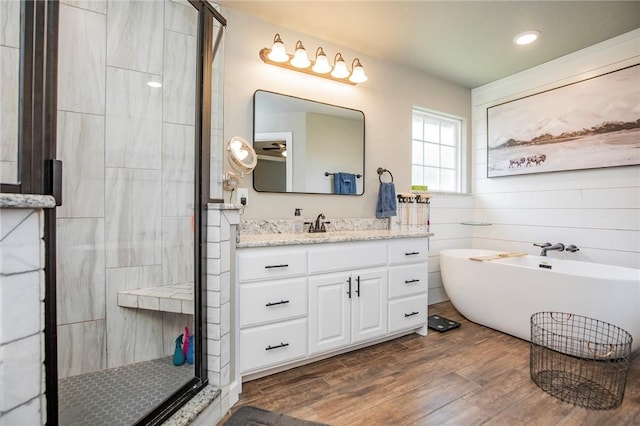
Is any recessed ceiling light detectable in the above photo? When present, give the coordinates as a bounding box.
[514,30,540,45]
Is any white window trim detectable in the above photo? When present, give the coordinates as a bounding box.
[412,107,469,194]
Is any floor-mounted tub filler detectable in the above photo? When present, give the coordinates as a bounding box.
[440,249,640,356]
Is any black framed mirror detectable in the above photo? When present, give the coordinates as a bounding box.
[253,90,365,195]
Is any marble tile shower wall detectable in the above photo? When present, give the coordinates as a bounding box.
[56,0,199,378]
[0,1,20,183]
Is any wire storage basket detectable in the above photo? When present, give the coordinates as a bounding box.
[530,312,633,410]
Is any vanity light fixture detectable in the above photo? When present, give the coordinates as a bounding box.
[290,40,311,68]
[331,53,350,79]
[267,33,289,62]
[514,30,540,45]
[349,58,368,83]
[312,47,332,74]
[259,34,366,85]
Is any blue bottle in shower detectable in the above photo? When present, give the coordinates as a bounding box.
[173,334,185,366]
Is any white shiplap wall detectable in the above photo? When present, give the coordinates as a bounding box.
[428,194,474,304]
[470,29,640,269]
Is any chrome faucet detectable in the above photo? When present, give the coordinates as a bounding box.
[306,213,330,233]
[534,242,565,256]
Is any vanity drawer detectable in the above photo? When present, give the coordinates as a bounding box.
[238,248,307,282]
[308,241,387,274]
[388,264,428,299]
[239,278,307,328]
[240,318,307,373]
[388,294,428,333]
[388,238,428,265]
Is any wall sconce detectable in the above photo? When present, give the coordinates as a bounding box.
[259,33,367,85]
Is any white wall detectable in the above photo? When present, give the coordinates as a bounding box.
[221,8,472,220]
[221,8,475,304]
[471,29,640,269]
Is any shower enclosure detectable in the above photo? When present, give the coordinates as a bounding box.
[52,1,225,424]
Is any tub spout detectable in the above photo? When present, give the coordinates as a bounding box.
[538,242,565,256]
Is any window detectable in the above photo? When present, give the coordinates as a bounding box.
[411,108,465,193]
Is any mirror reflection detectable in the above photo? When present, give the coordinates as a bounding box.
[253,90,365,195]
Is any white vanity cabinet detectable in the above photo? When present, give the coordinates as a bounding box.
[237,235,429,378]
[387,238,429,333]
[237,247,308,373]
[308,268,387,355]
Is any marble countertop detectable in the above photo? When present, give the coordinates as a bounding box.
[0,193,56,208]
[237,227,434,248]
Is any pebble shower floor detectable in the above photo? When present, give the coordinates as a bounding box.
[58,357,193,425]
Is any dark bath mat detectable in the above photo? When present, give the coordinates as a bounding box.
[222,406,330,426]
[428,315,461,332]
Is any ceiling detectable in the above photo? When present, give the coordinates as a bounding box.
[218,1,640,88]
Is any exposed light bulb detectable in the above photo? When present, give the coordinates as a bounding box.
[349,58,367,83]
[312,47,332,74]
[290,40,311,68]
[267,33,289,62]
[331,53,350,79]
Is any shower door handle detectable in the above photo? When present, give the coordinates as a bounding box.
[47,159,63,206]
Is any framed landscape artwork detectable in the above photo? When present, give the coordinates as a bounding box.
[486,64,640,178]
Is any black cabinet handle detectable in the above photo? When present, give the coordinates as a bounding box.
[356,276,360,297]
[265,342,289,351]
[405,251,420,256]
[265,300,290,307]
[265,264,289,269]
[404,279,420,284]
[404,311,419,317]
[346,277,352,299]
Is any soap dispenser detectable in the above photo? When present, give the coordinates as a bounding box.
[294,208,303,233]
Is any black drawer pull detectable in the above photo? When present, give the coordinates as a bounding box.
[404,279,420,284]
[265,300,290,307]
[405,251,420,256]
[265,342,289,351]
[265,264,289,269]
[404,311,419,318]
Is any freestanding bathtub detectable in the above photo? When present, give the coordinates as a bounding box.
[440,249,640,355]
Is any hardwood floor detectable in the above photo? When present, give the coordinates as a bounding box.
[220,302,640,425]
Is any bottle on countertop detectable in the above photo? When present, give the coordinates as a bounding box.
[294,208,303,233]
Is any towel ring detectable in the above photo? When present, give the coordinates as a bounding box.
[377,167,393,183]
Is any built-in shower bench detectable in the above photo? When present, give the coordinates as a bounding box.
[117,283,194,314]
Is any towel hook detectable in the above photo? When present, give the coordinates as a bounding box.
[377,167,393,183]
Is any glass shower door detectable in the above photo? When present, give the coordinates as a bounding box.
[55,1,199,424]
